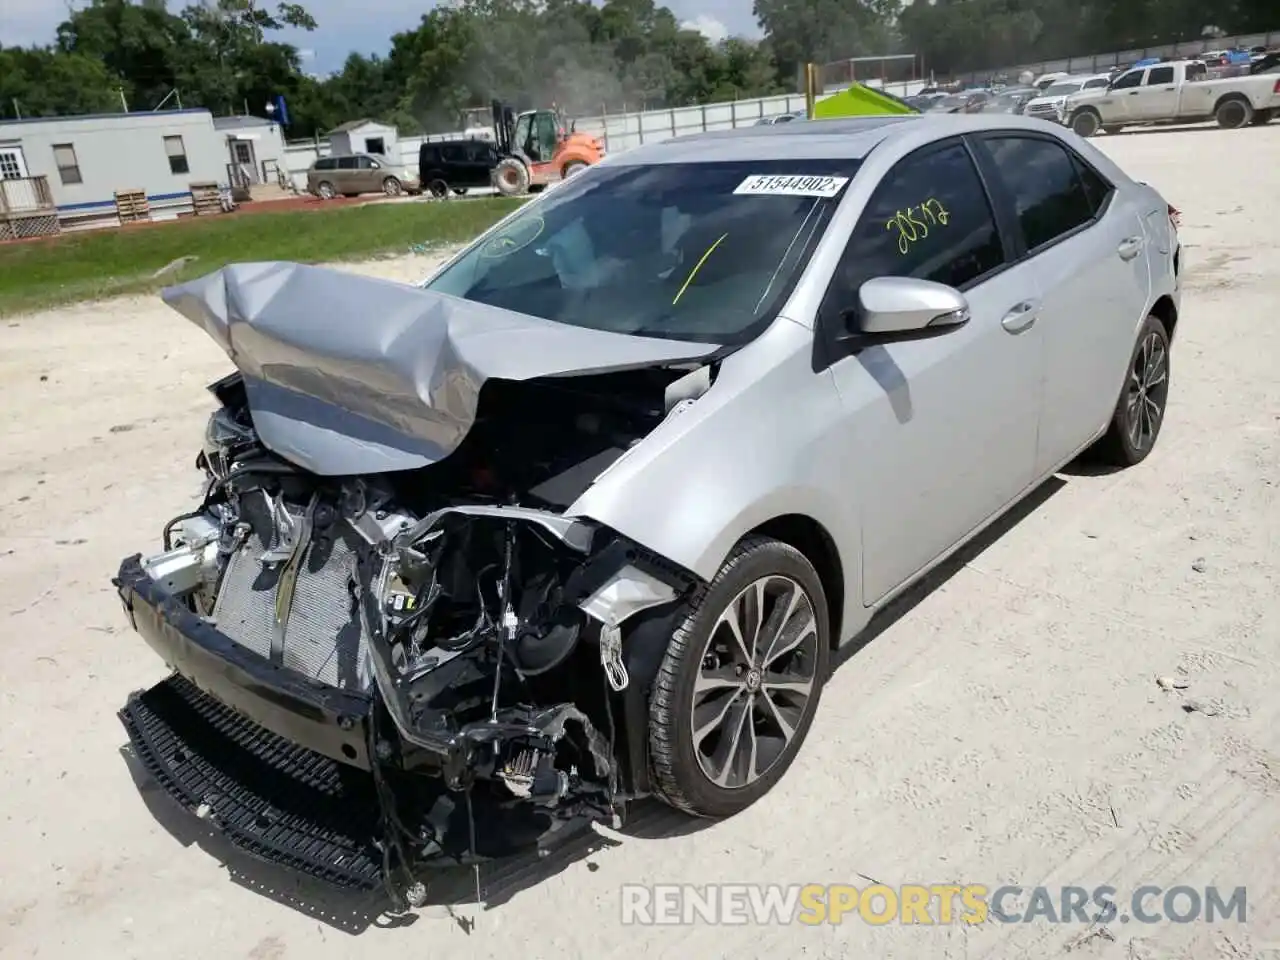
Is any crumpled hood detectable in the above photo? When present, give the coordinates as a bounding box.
[163,262,718,475]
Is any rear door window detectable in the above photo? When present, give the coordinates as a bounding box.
[822,139,1006,304]
[337,156,358,170]
[977,136,1097,251]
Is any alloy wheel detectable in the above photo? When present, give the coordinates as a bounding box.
[691,575,819,789]
[1126,331,1168,452]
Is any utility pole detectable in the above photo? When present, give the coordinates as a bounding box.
[119,88,129,112]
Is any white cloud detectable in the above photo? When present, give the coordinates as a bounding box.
[680,14,729,43]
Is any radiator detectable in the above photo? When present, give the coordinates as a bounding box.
[211,497,373,692]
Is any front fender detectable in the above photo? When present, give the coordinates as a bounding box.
[568,318,857,587]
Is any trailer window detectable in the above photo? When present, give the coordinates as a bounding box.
[52,143,82,185]
[164,136,189,175]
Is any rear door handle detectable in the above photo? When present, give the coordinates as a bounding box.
[1117,236,1145,260]
[1001,300,1039,334]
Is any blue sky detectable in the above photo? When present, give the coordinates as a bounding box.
[3,0,760,75]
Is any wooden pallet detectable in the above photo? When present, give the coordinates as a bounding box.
[114,189,151,223]
[189,182,222,216]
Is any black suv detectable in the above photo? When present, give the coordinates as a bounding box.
[418,139,500,197]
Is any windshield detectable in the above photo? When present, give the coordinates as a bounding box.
[1042,82,1083,97]
[424,160,855,344]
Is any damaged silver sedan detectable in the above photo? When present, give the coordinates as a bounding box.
[115,115,1178,903]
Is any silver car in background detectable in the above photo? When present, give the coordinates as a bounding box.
[116,113,1180,900]
[1024,74,1113,123]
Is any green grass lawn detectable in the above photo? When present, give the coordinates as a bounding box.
[0,198,519,317]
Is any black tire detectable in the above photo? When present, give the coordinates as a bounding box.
[1215,97,1253,129]
[1101,125,1125,135]
[452,187,468,196]
[1071,110,1101,138]
[382,176,403,197]
[1249,108,1273,126]
[1089,315,1171,467]
[316,181,335,200]
[562,160,588,179]
[427,178,449,199]
[649,535,830,818]
[493,157,530,197]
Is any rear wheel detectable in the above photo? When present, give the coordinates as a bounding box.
[316,181,335,200]
[427,179,449,199]
[493,157,530,197]
[649,536,829,818]
[452,187,468,196]
[1215,97,1253,129]
[1089,315,1171,467]
[1071,110,1101,137]
[562,160,588,179]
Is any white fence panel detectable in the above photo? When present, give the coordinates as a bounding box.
[279,25,1278,179]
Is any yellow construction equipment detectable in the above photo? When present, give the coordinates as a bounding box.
[804,63,920,120]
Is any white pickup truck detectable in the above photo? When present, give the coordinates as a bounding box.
[1065,59,1280,136]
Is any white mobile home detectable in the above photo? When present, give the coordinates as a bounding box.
[0,109,225,230]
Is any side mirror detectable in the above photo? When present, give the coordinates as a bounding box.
[839,277,970,348]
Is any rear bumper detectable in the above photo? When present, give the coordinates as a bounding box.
[113,555,374,770]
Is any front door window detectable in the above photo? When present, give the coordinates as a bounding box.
[0,147,28,179]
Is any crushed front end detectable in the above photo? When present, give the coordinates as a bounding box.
[115,369,700,902]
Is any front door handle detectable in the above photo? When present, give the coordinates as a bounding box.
[1001,300,1039,334]
[1117,236,1145,260]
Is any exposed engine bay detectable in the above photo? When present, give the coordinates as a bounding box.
[117,361,710,906]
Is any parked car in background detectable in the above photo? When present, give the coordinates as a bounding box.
[1249,51,1280,75]
[1033,71,1071,92]
[980,87,1040,114]
[418,139,500,197]
[754,110,807,125]
[307,153,421,199]
[1023,74,1112,123]
[1066,58,1280,135]
[927,93,981,114]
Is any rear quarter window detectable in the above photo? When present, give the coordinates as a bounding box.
[978,135,1098,251]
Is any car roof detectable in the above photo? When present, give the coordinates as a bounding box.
[608,113,1076,164]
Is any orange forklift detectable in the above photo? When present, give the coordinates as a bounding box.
[488,100,605,196]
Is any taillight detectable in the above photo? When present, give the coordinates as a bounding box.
[1273,77,1280,94]
[1168,203,1181,229]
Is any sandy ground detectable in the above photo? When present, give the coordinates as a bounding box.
[1,123,1278,960]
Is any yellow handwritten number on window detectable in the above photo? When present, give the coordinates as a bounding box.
[886,198,950,255]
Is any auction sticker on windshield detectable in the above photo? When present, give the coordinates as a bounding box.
[733,175,850,198]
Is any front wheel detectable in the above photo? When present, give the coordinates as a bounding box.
[492,157,530,197]
[382,176,403,197]
[1102,124,1125,135]
[649,536,830,818]
[427,179,449,199]
[562,160,588,179]
[316,181,335,200]
[1088,315,1171,466]
[1071,110,1101,138]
